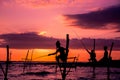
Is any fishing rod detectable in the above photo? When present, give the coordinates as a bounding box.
[32,53,53,60]
[72,30,89,52]
[33,55,48,60]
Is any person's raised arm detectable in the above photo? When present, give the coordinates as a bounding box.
[85,48,90,54]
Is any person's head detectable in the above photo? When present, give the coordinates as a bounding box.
[56,41,60,48]
[91,50,94,53]
[104,46,108,50]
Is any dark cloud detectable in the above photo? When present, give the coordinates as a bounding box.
[64,5,120,30]
[115,37,120,40]
[0,32,64,49]
[70,38,120,50]
[115,29,120,32]
[0,32,120,50]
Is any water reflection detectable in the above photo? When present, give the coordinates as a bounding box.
[0,63,120,80]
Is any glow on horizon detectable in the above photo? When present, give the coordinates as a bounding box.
[0,48,120,62]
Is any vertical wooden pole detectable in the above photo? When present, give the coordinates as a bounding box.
[93,39,95,50]
[0,63,5,77]
[4,45,9,80]
[109,42,114,60]
[9,52,12,62]
[93,39,96,72]
[23,50,29,73]
[66,34,69,58]
[107,42,114,80]
[29,50,34,71]
[62,34,69,80]
[30,50,34,62]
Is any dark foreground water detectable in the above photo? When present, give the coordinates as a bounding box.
[0,63,120,80]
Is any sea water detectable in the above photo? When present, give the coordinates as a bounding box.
[0,63,120,80]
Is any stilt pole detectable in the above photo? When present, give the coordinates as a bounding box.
[4,45,9,80]
[62,34,69,80]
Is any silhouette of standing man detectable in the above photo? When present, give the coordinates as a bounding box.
[48,41,67,63]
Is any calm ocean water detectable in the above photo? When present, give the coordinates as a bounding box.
[0,63,120,80]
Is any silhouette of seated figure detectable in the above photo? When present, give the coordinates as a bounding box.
[99,46,109,63]
[88,50,97,62]
[48,41,67,63]
[103,46,108,59]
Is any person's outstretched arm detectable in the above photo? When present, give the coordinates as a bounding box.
[48,50,58,56]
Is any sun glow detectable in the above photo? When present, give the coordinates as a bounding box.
[32,49,55,61]
[38,31,47,35]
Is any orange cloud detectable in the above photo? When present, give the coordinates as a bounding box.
[1,0,119,9]
[14,0,93,8]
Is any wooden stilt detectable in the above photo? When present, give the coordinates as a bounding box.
[93,39,95,50]
[9,52,12,62]
[107,42,114,80]
[4,45,10,80]
[23,50,29,73]
[62,34,69,80]
[29,50,34,71]
[0,63,5,77]
[93,39,96,73]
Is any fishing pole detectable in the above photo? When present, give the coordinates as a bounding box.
[33,53,52,60]
[72,30,89,52]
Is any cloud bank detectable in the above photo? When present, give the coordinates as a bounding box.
[0,32,120,50]
[64,5,120,31]
[0,32,61,49]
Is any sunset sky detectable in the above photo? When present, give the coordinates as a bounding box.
[0,0,120,62]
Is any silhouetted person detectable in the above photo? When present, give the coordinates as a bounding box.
[90,50,97,62]
[102,46,109,62]
[103,46,108,59]
[48,41,67,63]
[86,49,97,73]
[86,49,97,63]
[99,46,109,63]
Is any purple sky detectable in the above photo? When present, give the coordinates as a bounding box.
[0,0,120,49]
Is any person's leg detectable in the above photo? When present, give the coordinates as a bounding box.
[56,56,60,63]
